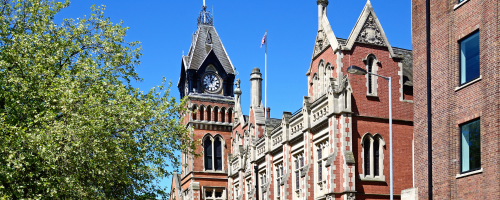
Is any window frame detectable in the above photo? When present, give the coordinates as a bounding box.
[203,134,225,172]
[458,31,480,86]
[460,118,481,174]
[360,133,385,182]
[293,152,304,197]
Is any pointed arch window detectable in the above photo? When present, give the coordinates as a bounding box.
[365,55,379,96]
[213,107,219,122]
[361,133,385,181]
[204,138,213,170]
[220,107,226,123]
[214,139,222,170]
[203,135,224,171]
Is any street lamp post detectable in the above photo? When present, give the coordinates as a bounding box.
[347,65,393,200]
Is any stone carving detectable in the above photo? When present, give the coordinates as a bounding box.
[300,164,309,177]
[235,78,241,89]
[356,14,385,46]
[347,192,356,200]
[313,30,330,58]
[329,75,349,94]
[324,153,335,167]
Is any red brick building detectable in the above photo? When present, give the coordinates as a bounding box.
[412,0,500,199]
[172,1,415,200]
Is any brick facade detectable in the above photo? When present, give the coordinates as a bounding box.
[412,0,500,199]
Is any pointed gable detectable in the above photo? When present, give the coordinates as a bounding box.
[186,25,235,74]
[344,0,398,58]
[307,15,340,75]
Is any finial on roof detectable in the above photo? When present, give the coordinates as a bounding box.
[317,0,329,6]
[197,1,213,25]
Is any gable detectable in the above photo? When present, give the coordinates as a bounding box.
[344,1,398,58]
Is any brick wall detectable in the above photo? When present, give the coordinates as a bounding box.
[412,0,500,199]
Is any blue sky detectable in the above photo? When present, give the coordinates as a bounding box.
[55,0,411,194]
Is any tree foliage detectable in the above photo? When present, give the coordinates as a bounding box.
[0,0,196,199]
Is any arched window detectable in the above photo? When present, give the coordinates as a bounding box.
[325,64,333,94]
[200,106,205,121]
[364,137,371,176]
[213,106,219,122]
[204,138,213,170]
[214,138,222,170]
[203,135,224,171]
[361,133,385,181]
[227,108,233,123]
[313,73,319,99]
[220,107,226,123]
[318,61,324,96]
[192,105,198,120]
[368,57,374,94]
[365,54,379,96]
[373,139,380,176]
[206,106,212,121]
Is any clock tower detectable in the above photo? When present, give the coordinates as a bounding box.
[174,2,235,200]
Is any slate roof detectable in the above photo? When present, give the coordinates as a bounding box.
[393,47,413,86]
[265,118,282,134]
[185,25,235,74]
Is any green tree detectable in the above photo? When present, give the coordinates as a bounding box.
[0,0,196,199]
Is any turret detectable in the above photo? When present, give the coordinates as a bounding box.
[317,0,328,30]
[250,68,263,108]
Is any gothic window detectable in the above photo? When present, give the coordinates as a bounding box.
[203,135,224,171]
[365,55,379,96]
[361,133,385,181]
[227,108,233,123]
[220,107,226,123]
[368,58,373,94]
[200,106,205,121]
[318,61,325,97]
[275,163,283,198]
[207,106,212,121]
[204,138,213,170]
[325,63,333,94]
[214,139,222,171]
[192,105,198,120]
[315,141,328,196]
[293,152,304,196]
[214,106,219,122]
[259,171,267,200]
[312,73,319,100]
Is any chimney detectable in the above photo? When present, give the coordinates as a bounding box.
[317,0,329,30]
[250,68,263,108]
[266,107,271,119]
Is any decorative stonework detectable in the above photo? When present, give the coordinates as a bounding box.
[356,14,385,46]
[313,30,330,58]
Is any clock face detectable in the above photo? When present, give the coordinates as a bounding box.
[202,73,221,93]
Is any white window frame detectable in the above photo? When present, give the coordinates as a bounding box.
[314,141,328,197]
[364,54,380,97]
[204,187,226,200]
[274,162,284,200]
[259,170,267,200]
[360,133,385,182]
[292,152,304,198]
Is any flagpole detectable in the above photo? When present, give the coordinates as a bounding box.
[265,30,267,115]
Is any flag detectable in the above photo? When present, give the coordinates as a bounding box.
[260,31,267,48]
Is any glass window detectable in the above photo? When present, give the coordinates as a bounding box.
[374,139,380,176]
[461,119,481,173]
[204,140,213,170]
[214,139,222,170]
[364,138,370,176]
[460,32,480,84]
